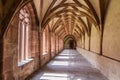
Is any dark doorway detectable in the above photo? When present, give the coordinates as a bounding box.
[64,36,76,49]
[69,40,74,49]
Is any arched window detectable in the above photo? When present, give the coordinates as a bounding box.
[18,7,33,66]
[51,32,55,53]
[43,29,46,55]
[42,26,49,55]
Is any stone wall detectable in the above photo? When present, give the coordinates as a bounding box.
[77,48,120,80]
[85,33,89,50]
[40,26,64,67]
[90,24,100,53]
[2,11,40,80]
[103,0,120,61]
[76,1,120,80]
[3,14,19,80]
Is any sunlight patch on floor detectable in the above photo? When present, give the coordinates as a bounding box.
[39,72,82,80]
[77,79,82,80]
[40,73,68,80]
[59,53,76,56]
[55,56,70,59]
[51,61,69,66]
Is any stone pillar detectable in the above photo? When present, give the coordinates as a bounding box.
[49,31,52,59]
[0,4,3,78]
[0,38,3,80]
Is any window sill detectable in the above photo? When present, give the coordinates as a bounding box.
[43,52,48,55]
[18,58,34,67]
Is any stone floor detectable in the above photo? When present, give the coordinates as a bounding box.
[30,49,108,80]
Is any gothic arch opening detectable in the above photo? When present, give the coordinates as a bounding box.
[2,2,39,79]
[64,35,76,49]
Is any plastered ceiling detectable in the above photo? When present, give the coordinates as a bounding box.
[38,0,101,40]
[1,0,107,39]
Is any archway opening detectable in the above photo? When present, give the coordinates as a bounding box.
[64,36,76,49]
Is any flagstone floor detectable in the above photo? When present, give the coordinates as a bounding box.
[30,49,108,80]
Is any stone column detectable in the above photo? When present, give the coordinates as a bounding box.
[0,38,3,80]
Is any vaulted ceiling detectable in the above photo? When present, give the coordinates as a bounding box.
[1,0,107,39]
[37,0,102,40]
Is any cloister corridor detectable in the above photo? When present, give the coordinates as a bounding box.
[30,49,108,80]
[1,0,120,80]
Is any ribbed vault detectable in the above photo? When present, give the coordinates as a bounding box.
[41,0,100,40]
